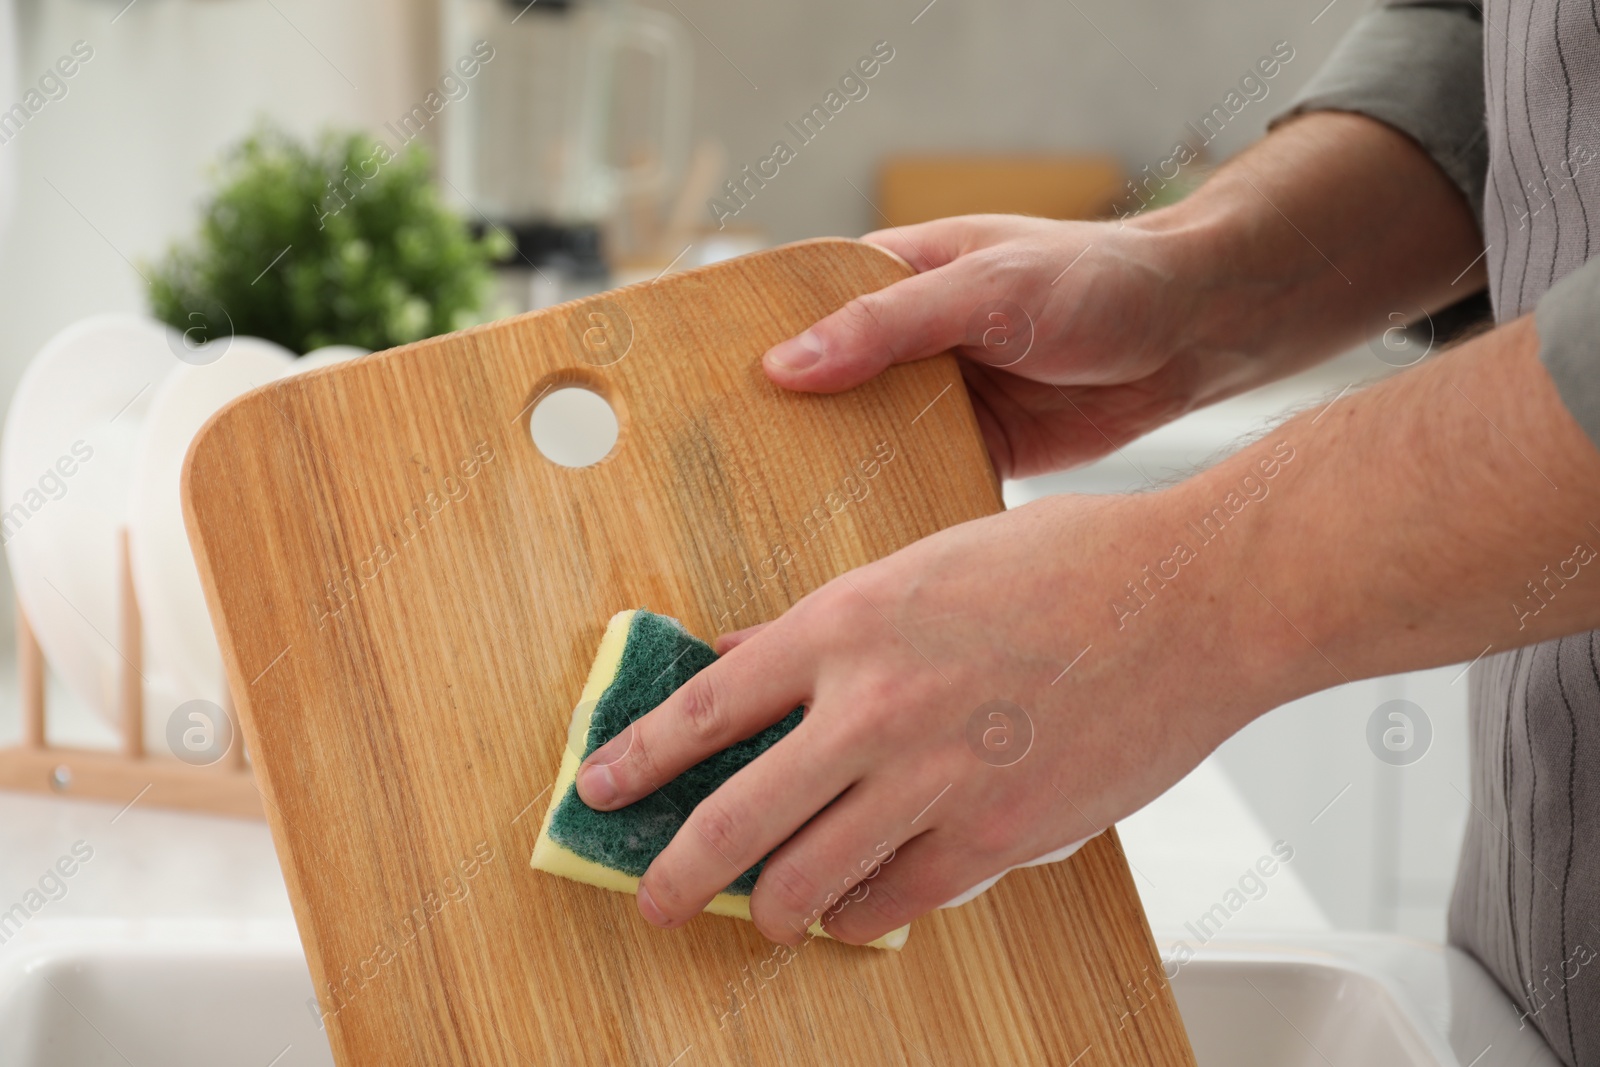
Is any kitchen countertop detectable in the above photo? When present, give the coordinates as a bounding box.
[0,757,1325,939]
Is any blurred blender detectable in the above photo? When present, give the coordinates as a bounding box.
[441,0,693,309]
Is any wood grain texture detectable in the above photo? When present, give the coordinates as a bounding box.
[183,238,1195,1066]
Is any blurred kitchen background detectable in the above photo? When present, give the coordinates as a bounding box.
[0,0,1465,951]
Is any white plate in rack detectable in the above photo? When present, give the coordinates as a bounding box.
[127,337,297,708]
[1,315,188,739]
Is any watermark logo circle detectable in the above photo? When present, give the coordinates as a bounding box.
[1366,699,1432,766]
[965,699,1034,767]
[1366,308,1434,368]
[166,699,234,766]
[166,297,235,366]
[569,300,634,367]
[964,300,1035,368]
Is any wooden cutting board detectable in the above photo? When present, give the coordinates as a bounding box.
[184,238,1195,1066]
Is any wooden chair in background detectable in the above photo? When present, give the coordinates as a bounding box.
[877,154,1124,228]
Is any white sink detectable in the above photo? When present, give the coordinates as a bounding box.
[0,922,1558,1066]
[0,920,332,1067]
[1167,935,1560,1067]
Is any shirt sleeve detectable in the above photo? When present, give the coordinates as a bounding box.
[1536,257,1600,451]
[1273,1,1487,223]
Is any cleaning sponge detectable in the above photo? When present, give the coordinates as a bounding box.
[531,609,907,950]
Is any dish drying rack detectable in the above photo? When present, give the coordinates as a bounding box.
[0,531,261,818]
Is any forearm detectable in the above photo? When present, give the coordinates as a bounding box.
[1168,316,1600,715]
[1130,111,1486,404]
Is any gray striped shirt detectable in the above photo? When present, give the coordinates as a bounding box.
[1289,3,1600,1063]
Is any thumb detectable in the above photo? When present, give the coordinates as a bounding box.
[763,260,981,394]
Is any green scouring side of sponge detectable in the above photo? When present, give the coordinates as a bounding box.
[545,609,802,894]
[531,609,910,950]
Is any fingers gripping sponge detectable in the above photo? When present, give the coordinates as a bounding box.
[531,610,908,950]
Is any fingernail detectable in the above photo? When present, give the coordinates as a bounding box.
[765,329,825,372]
[638,883,670,927]
[577,763,617,808]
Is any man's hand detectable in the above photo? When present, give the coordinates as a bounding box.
[763,112,1487,479]
[764,214,1208,479]
[574,492,1283,946]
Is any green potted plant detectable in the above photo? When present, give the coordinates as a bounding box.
[149,125,507,354]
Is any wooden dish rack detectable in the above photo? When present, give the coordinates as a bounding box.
[0,530,262,818]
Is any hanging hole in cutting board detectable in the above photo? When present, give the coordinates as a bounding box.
[529,386,619,468]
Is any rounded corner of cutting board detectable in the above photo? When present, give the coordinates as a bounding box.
[830,235,916,276]
[626,238,915,303]
[183,382,267,499]
[766,236,916,284]
[180,377,291,535]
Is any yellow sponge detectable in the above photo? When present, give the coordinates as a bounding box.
[531,609,907,951]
